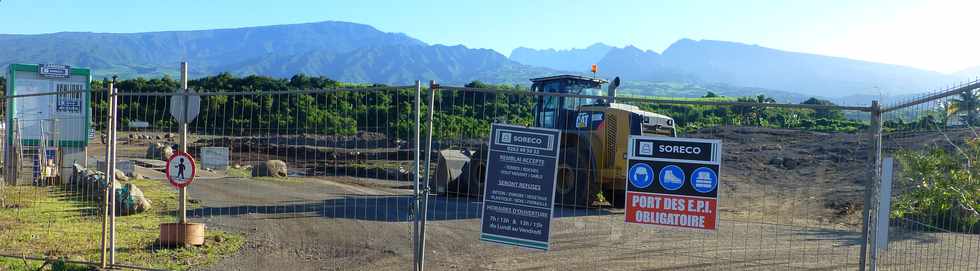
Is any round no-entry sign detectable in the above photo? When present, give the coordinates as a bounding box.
[166,151,196,188]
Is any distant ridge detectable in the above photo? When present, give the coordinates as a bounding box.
[1,20,969,99]
[0,21,553,85]
[511,39,962,97]
[509,43,613,73]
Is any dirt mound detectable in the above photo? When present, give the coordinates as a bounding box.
[686,126,870,225]
[681,126,980,225]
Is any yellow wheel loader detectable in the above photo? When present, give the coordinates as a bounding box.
[433,75,676,207]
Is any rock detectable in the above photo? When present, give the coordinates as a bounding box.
[128,134,136,139]
[252,160,288,177]
[160,145,175,160]
[155,135,163,140]
[146,143,165,159]
[782,158,800,170]
[114,169,130,182]
[165,133,175,139]
[233,164,242,169]
[116,183,151,216]
[130,172,145,180]
[146,142,176,160]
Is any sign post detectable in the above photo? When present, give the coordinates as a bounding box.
[479,124,561,250]
[625,136,722,231]
[159,61,205,247]
[171,61,199,224]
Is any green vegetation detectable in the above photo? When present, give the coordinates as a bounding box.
[0,178,244,270]
[947,90,980,126]
[883,90,980,132]
[90,73,867,140]
[619,80,809,103]
[225,167,252,178]
[893,138,980,233]
[0,257,91,271]
[632,94,865,134]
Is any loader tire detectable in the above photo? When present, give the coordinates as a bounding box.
[555,148,596,207]
[458,158,485,198]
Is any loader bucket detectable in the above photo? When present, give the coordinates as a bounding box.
[432,148,487,197]
[432,149,471,194]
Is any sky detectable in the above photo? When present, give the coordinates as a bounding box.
[0,0,977,74]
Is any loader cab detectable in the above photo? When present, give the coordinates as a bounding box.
[530,75,607,129]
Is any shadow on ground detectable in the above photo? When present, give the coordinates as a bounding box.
[185,195,610,222]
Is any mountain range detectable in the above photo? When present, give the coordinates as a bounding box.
[510,43,613,73]
[512,40,973,98]
[0,21,554,85]
[0,20,975,102]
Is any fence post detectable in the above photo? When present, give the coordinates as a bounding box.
[100,76,118,268]
[417,80,438,271]
[859,100,882,271]
[109,75,119,265]
[412,80,422,271]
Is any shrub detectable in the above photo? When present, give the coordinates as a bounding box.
[893,138,980,233]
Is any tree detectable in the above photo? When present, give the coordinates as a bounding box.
[801,97,844,120]
[702,91,719,98]
[464,80,490,89]
[947,89,980,126]
[754,94,776,104]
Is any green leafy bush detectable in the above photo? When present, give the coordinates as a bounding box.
[893,138,980,233]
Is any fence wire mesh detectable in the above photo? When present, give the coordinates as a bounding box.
[106,83,422,270]
[0,89,108,270]
[6,74,980,270]
[420,86,873,270]
[878,78,980,270]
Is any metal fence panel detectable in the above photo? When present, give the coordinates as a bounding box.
[0,89,110,270]
[9,75,980,270]
[106,85,421,270]
[419,87,873,270]
[878,79,980,270]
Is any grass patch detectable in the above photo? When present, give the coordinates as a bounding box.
[0,257,92,271]
[225,167,251,178]
[0,178,244,270]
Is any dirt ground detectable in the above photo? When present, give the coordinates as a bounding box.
[89,127,980,270]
